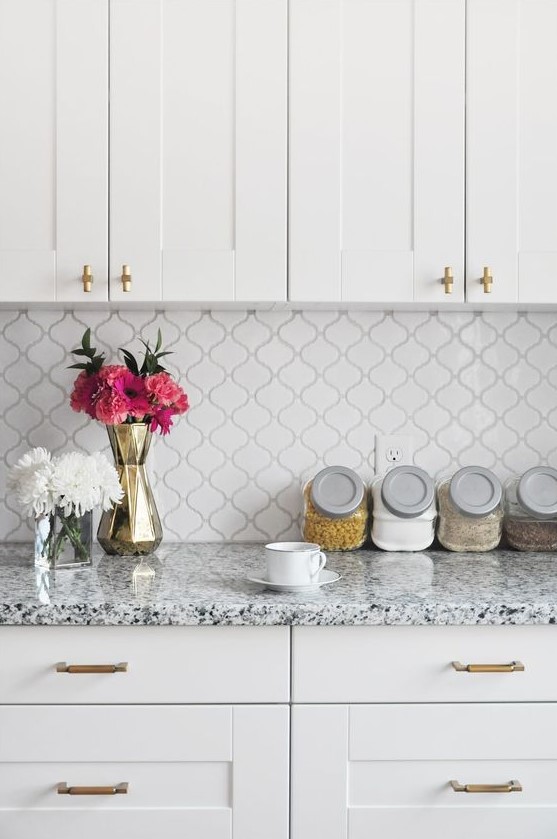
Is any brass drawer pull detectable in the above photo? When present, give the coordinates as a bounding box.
[58,782,129,796]
[56,662,128,674]
[451,779,522,794]
[452,660,524,673]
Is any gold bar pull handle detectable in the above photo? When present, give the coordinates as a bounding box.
[56,662,128,674]
[82,265,93,293]
[442,266,454,294]
[121,264,132,292]
[452,660,524,673]
[58,782,128,796]
[451,779,522,794]
[481,266,493,293]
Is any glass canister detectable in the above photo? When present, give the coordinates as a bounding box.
[371,465,436,551]
[504,466,557,551]
[302,466,368,551]
[437,466,503,552]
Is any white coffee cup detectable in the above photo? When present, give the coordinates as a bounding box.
[265,542,327,585]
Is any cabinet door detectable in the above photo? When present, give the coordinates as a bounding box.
[467,0,557,303]
[110,0,287,303]
[0,0,108,302]
[289,0,465,303]
[0,705,289,839]
[292,704,557,838]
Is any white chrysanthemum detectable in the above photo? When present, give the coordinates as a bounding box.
[51,452,98,517]
[7,448,55,517]
[91,452,124,511]
[51,451,123,517]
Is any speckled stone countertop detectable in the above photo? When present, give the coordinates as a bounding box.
[1,542,557,626]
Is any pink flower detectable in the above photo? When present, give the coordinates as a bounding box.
[97,365,129,386]
[145,372,188,412]
[113,371,151,419]
[94,389,130,425]
[70,371,99,418]
[150,407,175,436]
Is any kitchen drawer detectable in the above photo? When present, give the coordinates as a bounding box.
[292,625,557,702]
[0,704,289,839]
[292,703,557,839]
[0,625,289,703]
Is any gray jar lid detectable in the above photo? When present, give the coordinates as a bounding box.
[310,466,365,518]
[449,466,502,517]
[380,465,435,519]
[517,466,557,519]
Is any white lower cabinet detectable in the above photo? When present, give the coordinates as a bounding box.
[291,703,557,838]
[0,704,289,839]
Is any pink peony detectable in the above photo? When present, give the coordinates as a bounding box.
[97,365,129,386]
[94,389,130,425]
[70,371,99,418]
[145,372,189,412]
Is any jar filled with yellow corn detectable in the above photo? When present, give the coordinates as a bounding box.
[302,466,368,551]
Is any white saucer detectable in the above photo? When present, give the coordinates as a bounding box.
[247,569,341,593]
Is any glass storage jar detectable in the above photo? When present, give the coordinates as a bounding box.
[371,465,436,551]
[504,466,557,551]
[437,466,503,552]
[302,466,368,551]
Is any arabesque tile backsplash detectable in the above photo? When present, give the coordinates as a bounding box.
[1,308,557,542]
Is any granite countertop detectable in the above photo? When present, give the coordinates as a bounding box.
[1,542,557,626]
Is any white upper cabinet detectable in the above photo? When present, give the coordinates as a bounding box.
[0,0,108,303]
[110,0,287,303]
[289,0,465,304]
[467,0,557,303]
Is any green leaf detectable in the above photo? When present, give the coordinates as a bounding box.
[121,349,140,376]
[155,329,162,354]
[82,328,91,351]
[68,363,89,370]
[155,351,173,359]
[72,348,93,357]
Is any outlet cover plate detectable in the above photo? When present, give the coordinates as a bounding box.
[375,434,415,473]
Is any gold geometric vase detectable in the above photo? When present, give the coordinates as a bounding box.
[97,423,163,556]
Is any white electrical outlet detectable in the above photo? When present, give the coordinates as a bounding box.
[375,434,415,473]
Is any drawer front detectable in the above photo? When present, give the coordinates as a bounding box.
[293,625,557,702]
[0,625,289,703]
[292,704,557,839]
[0,704,289,839]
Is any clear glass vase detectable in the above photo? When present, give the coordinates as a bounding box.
[35,508,93,570]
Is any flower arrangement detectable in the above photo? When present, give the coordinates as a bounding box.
[69,329,189,435]
[8,448,123,567]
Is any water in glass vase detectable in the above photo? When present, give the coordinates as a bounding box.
[35,508,93,570]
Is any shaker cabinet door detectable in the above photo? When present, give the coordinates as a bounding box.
[467,0,557,303]
[292,704,557,839]
[0,705,290,839]
[109,0,287,303]
[0,0,108,303]
[289,0,465,303]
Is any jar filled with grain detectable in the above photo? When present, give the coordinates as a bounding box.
[437,466,503,552]
[504,466,557,551]
[371,465,437,551]
[302,466,368,551]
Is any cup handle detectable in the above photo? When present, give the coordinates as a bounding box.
[310,551,327,581]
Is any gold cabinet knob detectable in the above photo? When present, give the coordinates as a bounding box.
[82,265,93,293]
[442,266,454,294]
[481,266,493,293]
[121,264,132,292]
